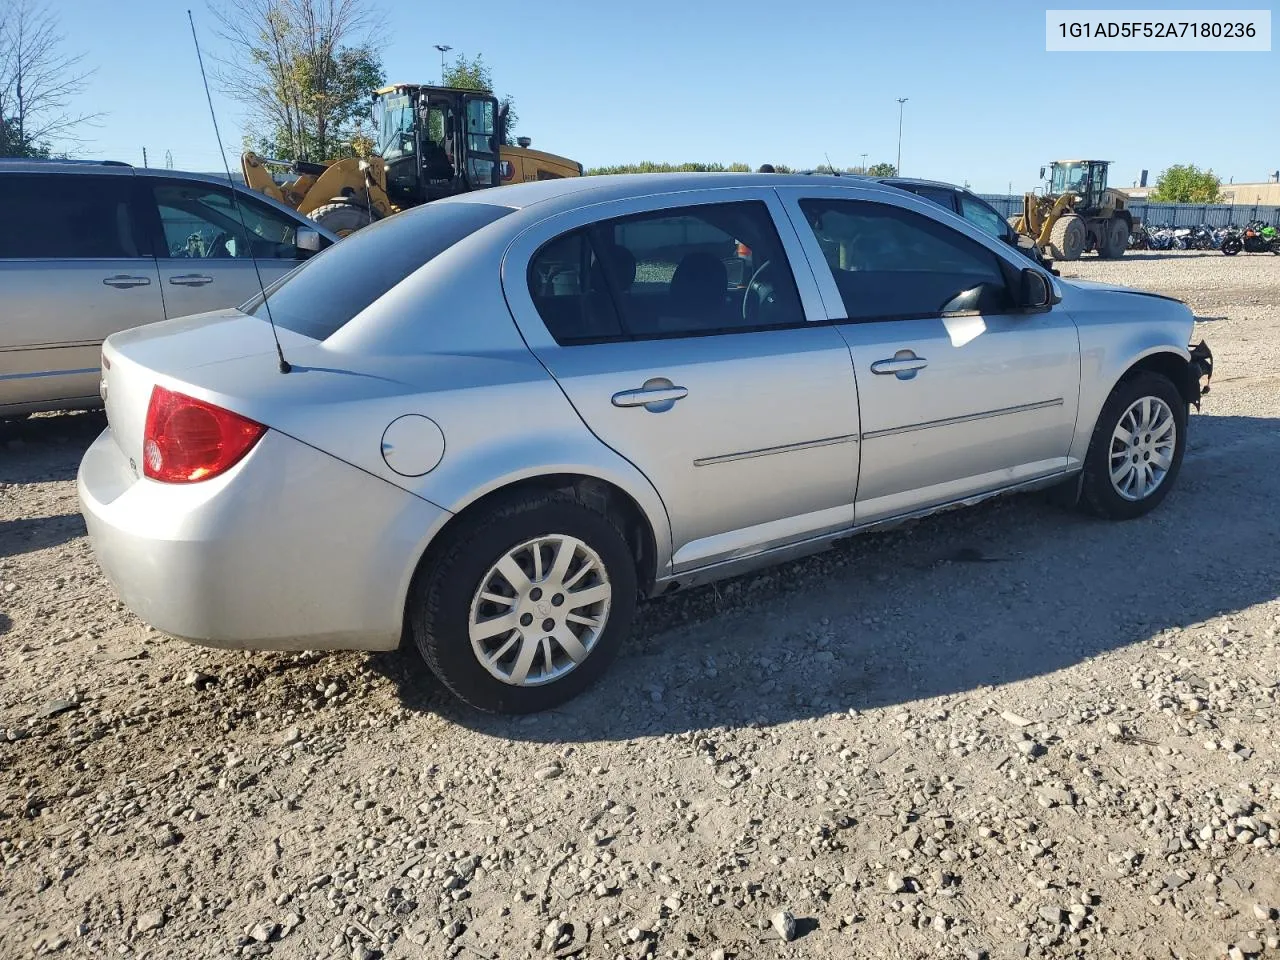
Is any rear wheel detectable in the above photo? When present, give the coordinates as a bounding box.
[308,202,374,237]
[1098,217,1129,258]
[1048,214,1086,261]
[1080,372,1187,520]
[408,491,638,713]
[1221,237,1242,256]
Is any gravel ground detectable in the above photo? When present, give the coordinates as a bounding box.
[2,250,1279,960]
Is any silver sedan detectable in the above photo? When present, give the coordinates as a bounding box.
[78,173,1213,713]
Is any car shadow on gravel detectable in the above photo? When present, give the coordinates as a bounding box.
[1,410,106,483]
[367,412,1280,741]
[0,514,87,558]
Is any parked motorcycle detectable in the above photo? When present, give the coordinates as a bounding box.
[1221,220,1280,255]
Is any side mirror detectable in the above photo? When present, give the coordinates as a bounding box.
[1039,166,1046,180]
[1019,268,1051,310]
[296,227,323,256]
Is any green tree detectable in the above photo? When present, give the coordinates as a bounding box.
[867,162,897,177]
[211,0,385,161]
[1150,164,1223,203]
[442,52,518,145]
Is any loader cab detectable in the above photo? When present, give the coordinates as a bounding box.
[372,84,504,208]
[1047,160,1111,214]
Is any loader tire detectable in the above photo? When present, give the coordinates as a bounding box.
[1098,216,1129,259]
[309,202,374,237]
[1048,214,1086,261]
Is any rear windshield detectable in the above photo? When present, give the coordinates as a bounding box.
[246,201,514,340]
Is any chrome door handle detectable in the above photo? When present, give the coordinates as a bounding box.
[611,383,688,412]
[169,274,214,287]
[102,275,152,289]
[870,351,928,380]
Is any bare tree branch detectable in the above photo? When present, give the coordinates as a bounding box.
[0,0,100,156]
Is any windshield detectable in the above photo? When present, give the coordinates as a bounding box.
[1050,162,1088,195]
[245,201,515,341]
[376,94,415,159]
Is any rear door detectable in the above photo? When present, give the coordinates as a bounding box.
[0,170,162,412]
[140,176,308,319]
[503,189,861,574]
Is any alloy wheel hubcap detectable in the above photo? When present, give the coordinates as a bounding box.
[1109,396,1176,501]
[468,535,612,687]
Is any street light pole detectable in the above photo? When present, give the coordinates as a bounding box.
[435,44,453,83]
[895,98,908,175]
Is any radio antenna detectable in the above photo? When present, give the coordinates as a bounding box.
[187,9,291,374]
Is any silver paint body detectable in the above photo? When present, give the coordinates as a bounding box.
[77,173,1199,652]
[0,161,339,416]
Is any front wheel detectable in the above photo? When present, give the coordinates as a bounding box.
[309,202,375,237]
[409,491,638,713]
[1080,372,1187,521]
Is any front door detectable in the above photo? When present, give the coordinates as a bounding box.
[506,193,861,573]
[143,178,307,318]
[782,189,1080,524]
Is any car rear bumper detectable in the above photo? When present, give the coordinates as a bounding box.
[77,426,448,651]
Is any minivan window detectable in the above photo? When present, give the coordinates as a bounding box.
[150,180,303,260]
[247,201,514,340]
[0,174,144,259]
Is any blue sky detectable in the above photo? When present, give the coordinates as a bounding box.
[55,0,1278,193]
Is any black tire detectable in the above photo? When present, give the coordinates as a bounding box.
[1221,237,1242,256]
[408,491,638,713]
[1098,216,1129,259]
[309,202,374,237]
[1270,238,1280,255]
[1080,372,1188,521]
[1048,214,1086,261]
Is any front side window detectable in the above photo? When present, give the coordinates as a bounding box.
[799,198,1010,321]
[528,201,806,342]
[959,194,1009,240]
[0,174,143,259]
[151,181,300,260]
[464,97,497,185]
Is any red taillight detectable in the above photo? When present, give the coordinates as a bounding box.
[142,386,265,483]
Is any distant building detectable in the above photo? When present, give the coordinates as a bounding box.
[1122,172,1280,206]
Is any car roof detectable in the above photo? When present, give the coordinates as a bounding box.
[877,176,963,190]
[0,160,341,242]
[442,171,910,214]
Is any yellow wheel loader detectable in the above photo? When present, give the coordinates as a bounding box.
[1012,160,1134,262]
[241,84,582,237]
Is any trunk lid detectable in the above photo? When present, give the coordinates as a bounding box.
[101,309,317,472]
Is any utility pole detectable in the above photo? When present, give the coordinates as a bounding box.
[861,152,868,173]
[895,98,908,176]
[142,147,148,167]
[435,44,453,83]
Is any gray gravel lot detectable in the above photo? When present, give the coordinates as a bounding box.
[2,250,1279,960]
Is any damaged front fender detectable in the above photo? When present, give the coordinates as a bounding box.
[1186,340,1214,408]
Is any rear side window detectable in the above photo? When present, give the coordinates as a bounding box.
[247,201,514,340]
[0,173,144,259]
[900,185,957,212]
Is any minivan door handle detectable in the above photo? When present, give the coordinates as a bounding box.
[102,275,152,289]
[611,380,688,413]
[168,274,214,287]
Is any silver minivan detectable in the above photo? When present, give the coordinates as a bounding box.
[0,160,337,417]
